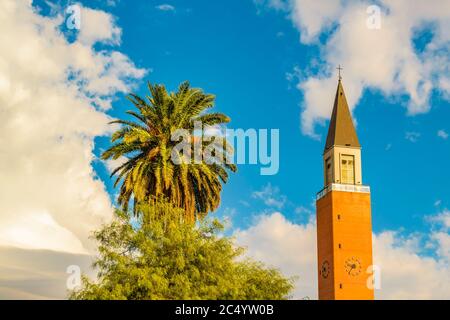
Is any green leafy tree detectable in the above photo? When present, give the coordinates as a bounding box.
[69,200,294,300]
[101,82,236,221]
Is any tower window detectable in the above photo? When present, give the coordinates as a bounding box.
[341,155,355,184]
[325,158,332,185]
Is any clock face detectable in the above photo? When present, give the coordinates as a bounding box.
[344,257,362,277]
[321,260,330,279]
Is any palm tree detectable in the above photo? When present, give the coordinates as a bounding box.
[102,81,236,221]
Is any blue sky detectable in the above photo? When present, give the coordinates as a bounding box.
[53,0,450,236]
[1,0,447,299]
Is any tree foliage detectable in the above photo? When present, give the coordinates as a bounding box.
[69,200,294,300]
[101,81,236,221]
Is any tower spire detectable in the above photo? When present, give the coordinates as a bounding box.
[324,79,360,152]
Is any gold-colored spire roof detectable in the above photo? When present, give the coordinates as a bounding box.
[324,79,360,151]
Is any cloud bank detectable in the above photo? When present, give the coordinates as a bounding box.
[235,211,450,299]
[0,0,145,298]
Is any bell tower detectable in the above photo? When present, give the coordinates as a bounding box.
[316,75,374,300]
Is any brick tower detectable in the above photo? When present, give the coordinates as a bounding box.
[316,77,374,300]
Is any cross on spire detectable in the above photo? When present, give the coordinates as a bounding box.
[336,65,343,81]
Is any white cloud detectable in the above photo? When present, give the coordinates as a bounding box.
[104,155,128,174]
[156,4,175,12]
[258,0,450,137]
[77,6,121,46]
[235,212,317,299]
[430,231,450,262]
[220,207,237,229]
[290,0,342,43]
[0,0,145,298]
[294,205,313,216]
[428,209,450,230]
[105,0,120,7]
[235,212,450,299]
[437,129,448,139]
[426,210,450,262]
[254,0,288,11]
[405,131,421,143]
[373,231,449,299]
[252,183,287,209]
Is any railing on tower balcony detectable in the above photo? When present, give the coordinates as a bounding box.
[316,183,370,200]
